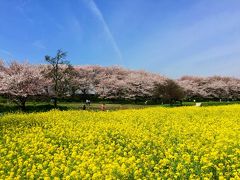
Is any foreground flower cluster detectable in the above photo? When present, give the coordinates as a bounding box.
[0,105,240,179]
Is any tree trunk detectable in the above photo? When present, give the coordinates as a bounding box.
[20,98,27,111]
[82,89,87,101]
[180,100,183,106]
[20,102,26,111]
[54,97,57,108]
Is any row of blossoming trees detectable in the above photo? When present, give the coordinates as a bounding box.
[0,50,240,110]
[178,76,240,101]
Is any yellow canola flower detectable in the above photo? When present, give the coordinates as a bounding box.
[0,105,240,179]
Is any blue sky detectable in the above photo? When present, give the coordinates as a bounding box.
[0,0,240,78]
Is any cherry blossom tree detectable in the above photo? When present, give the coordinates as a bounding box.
[0,61,46,111]
[74,66,167,101]
[177,76,210,100]
[74,66,98,99]
[178,76,240,101]
[2,57,239,107]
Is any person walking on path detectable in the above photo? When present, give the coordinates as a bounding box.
[101,103,106,111]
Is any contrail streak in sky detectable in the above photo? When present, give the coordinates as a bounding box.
[85,0,123,63]
[0,49,14,59]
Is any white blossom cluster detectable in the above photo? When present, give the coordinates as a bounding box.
[178,76,240,100]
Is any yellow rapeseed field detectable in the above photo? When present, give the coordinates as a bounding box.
[0,105,240,179]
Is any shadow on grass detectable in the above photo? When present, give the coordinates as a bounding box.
[0,104,69,114]
[1,101,239,115]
